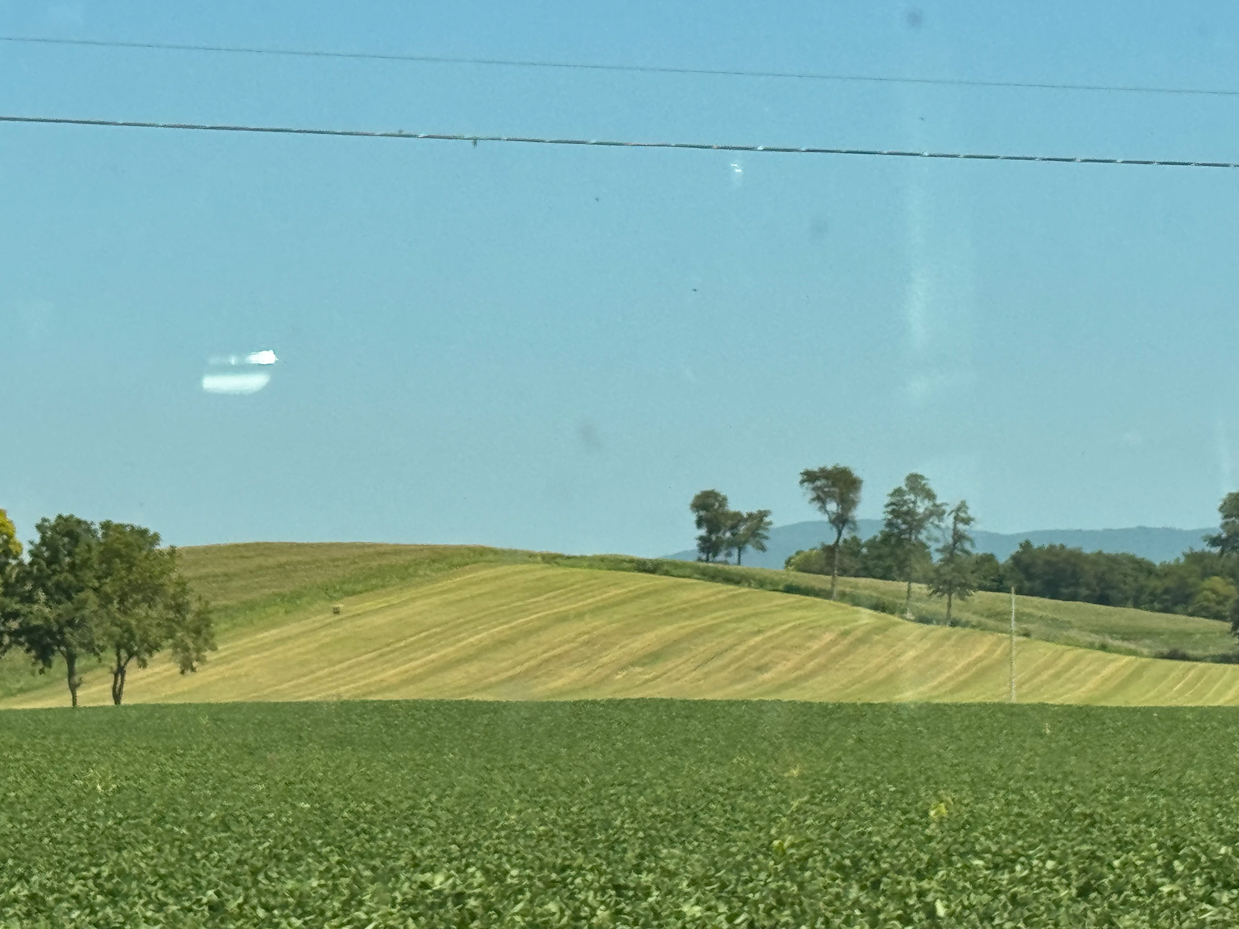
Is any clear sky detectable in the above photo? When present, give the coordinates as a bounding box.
[2,1,1239,555]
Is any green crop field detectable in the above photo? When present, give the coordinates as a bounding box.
[4,700,1239,927]
[3,543,1239,708]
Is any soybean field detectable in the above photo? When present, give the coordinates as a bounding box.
[4,700,1239,927]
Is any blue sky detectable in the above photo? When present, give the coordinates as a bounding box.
[2,1,1239,555]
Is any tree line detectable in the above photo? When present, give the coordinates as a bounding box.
[695,468,1239,630]
[0,509,214,707]
[787,493,1239,628]
[693,467,977,621]
[689,492,773,567]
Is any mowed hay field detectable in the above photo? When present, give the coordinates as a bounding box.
[5,543,1239,708]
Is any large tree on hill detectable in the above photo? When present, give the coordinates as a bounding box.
[799,465,863,600]
[726,510,772,566]
[882,473,946,616]
[928,500,977,624]
[95,521,215,705]
[16,514,104,707]
[690,490,731,563]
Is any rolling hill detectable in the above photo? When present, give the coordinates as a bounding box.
[3,543,1238,710]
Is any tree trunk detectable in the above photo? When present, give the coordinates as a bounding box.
[830,527,843,600]
[946,589,954,625]
[65,651,79,708]
[736,548,743,566]
[111,650,128,706]
[904,576,913,616]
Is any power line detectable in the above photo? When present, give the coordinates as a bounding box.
[3,113,1237,169]
[4,34,1239,100]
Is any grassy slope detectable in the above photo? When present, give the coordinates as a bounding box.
[840,576,1235,658]
[0,543,541,700]
[557,556,1237,659]
[5,543,1239,709]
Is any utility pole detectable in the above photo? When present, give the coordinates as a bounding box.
[1009,585,1017,703]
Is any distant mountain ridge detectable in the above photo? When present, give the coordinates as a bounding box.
[663,520,1215,569]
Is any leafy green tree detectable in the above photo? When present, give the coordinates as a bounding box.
[1207,492,1239,557]
[1005,542,1156,607]
[0,508,22,659]
[928,501,977,624]
[0,509,19,566]
[690,490,731,563]
[882,473,946,615]
[1139,558,1206,615]
[1188,576,1238,621]
[96,521,216,705]
[726,510,772,566]
[828,535,866,578]
[786,536,866,577]
[798,465,863,600]
[972,553,1006,592]
[16,515,103,707]
[785,548,828,574]
[854,531,926,582]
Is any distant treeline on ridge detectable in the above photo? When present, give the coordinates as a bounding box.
[691,466,1239,630]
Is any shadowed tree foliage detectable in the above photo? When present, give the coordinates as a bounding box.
[690,490,731,563]
[16,515,103,707]
[798,465,863,600]
[971,553,1006,592]
[1189,576,1239,622]
[929,501,977,624]
[96,521,216,705]
[1005,542,1157,608]
[882,473,946,615]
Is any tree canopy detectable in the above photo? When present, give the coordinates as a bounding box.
[928,501,977,624]
[17,515,104,707]
[726,510,772,567]
[96,521,216,705]
[799,465,863,600]
[690,490,731,563]
[881,473,946,615]
[690,492,772,566]
[3,512,214,707]
[0,508,22,659]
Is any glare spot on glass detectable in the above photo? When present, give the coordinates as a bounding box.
[201,372,272,395]
[202,349,279,395]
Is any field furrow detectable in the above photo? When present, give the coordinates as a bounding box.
[8,561,1239,708]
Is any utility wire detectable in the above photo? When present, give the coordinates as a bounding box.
[3,34,1239,100]
[2,113,1237,169]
